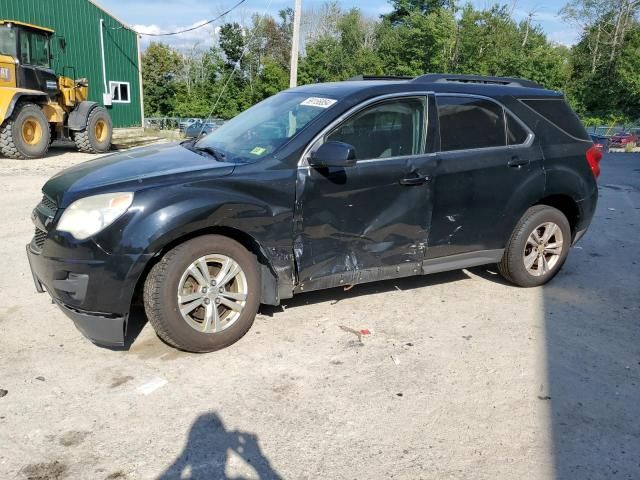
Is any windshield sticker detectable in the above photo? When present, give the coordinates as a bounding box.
[300,97,337,109]
[250,146,267,156]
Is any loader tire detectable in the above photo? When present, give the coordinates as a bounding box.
[74,106,112,153]
[0,103,50,159]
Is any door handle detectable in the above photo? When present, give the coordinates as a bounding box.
[399,174,431,186]
[508,156,529,168]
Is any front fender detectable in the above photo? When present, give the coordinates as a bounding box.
[0,88,47,123]
[67,101,99,130]
[111,173,297,303]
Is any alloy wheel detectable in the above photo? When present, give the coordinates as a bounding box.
[177,254,248,333]
[523,221,564,276]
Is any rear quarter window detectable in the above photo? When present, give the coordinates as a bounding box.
[521,98,589,141]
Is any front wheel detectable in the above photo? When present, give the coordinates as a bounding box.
[0,103,51,159]
[498,205,571,287]
[143,235,261,352]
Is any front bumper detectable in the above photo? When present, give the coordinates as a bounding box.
[54,300,126,347]
[26,242,151,347]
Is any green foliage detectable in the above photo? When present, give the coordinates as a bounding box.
[141,43,183,116]
[219,23,245,65]
[141,0,640,122]
[379,9,457,75]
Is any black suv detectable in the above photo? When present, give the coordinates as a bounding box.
[26,74,602,352]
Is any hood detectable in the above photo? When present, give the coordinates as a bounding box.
[43,143,236,207]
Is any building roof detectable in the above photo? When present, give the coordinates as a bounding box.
[88,0,133,31]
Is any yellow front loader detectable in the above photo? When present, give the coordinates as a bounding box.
[0,20,112,159]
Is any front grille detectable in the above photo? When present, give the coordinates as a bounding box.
[33,228,47,249]
[41,195,58,213]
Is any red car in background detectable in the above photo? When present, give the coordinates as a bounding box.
[609,130,639,148]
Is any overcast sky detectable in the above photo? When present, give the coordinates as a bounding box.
[96,0,580,50]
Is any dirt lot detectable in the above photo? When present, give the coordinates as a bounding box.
[0,145,639,480]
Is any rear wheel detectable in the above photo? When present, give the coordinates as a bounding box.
[73,106,112,153]
[143,235,261,352]
[498,205,571,287]
[0,103,50,159]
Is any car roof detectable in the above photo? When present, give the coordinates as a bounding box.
[290,75,563,101]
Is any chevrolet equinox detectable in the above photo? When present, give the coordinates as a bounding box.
[26,74,602,352]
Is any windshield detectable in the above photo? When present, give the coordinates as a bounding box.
[195,92,336,163]
[0,27,17,58]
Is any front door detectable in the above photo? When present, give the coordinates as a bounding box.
[294,95,437,292]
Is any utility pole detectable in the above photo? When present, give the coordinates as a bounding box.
[289,0,302,88]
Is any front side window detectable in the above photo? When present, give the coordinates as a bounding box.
[196,92,334,163]
[19,31,29,64]
[29,32,50,67]
[437,96,505,151]
[326,97,426,160]
[18,30,50,68]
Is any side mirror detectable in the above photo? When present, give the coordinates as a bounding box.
[58,37,66,51]
[309,141,357,168]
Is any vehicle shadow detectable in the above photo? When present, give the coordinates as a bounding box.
[259,268,471,316]
[120,269,472,348]
[542,158,640,478]
[157,411,282,479]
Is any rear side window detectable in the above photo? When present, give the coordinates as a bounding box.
[521,99,589,140]
[507,112,529,145]
[437,96,505,151]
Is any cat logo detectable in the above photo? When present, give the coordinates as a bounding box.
[0,67,10,81]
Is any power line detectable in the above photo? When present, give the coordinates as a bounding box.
[111,0,247,36]
[196,0,276,137]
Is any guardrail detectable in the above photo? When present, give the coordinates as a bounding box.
[144,117,226,131]
[586,125,640,136]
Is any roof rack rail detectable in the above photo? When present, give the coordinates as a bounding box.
[412,74,543,89]
[348,75,414,81]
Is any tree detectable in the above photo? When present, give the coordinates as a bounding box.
[377,8,457,75]
[139,0,639,123]
[141,42,183,116]
[385,0,457,24]
[219,22,245,66]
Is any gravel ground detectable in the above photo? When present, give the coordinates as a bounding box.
[0,145,638,480]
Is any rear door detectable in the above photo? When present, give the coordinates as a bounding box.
[426,94,543,259]
[294,94,438,291]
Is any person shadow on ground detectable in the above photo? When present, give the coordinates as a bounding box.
[157,412,282,480]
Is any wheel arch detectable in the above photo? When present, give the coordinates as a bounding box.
[0,90,48,124]
[131,226,283,312]
[534,194,580,238]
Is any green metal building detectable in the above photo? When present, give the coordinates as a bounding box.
[0,0,143,128]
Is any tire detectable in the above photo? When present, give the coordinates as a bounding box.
[143,235,261,352]
[498,205,571,287]
[73,106,112,153]
[0,103,50,159]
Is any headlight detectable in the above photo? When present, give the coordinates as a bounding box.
[57,192,133,240]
